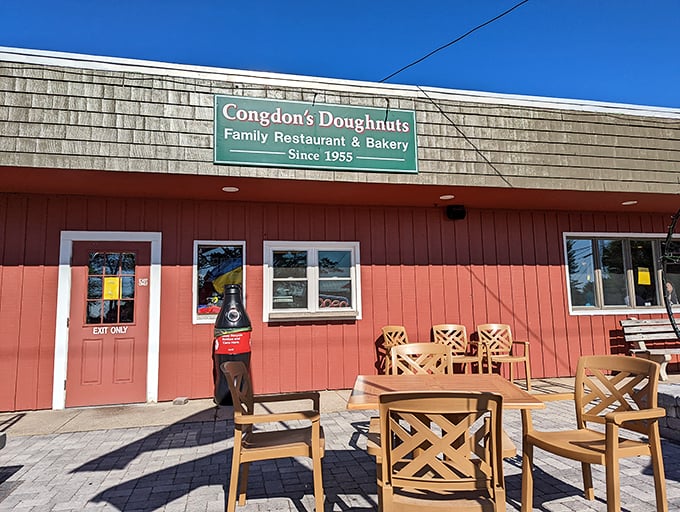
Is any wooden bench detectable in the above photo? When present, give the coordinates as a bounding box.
[620,318,680,380]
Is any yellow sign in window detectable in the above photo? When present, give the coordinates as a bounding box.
[103,277,121,299]
[638,267,651,286]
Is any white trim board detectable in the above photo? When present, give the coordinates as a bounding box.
[53,231,162,410]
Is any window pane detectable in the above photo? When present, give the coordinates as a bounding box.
[87,277,103,299]
[272,281,307,309]
[319,280,352,308]
[86,301,102,324]
[197,244,244,316]
[120,253,136,274]
[630,240,657,306]
[105,253,120,275]
[662,240,680,305]
[121,277,135,299]
[319,251,351,277]
[598,239,627,306]
[103,300,119,323]
[119,300,134,323]
[566,239,596,307]
[89,253,104,275]
[273,251,307,278]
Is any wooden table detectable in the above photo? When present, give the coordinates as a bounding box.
[349,373,544,503]
[347,373,544,411]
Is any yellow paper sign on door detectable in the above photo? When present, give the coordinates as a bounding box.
[103,277,121,299]
[637,267,651,286]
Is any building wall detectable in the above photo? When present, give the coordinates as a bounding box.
[0,191,671,411]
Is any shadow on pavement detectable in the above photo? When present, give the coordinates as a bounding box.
[72,412,378,511]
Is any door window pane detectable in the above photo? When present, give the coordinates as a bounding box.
[105,253,120,275]
[598,240,626,306]
[85,251,135,324]
[119,300,134,323]
[121,277,135,299]
[88,253,104,275]
[121,253,136,274]
[87,277,103,300]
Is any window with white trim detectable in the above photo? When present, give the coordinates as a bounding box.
[565,233,680,314]
[263,241,361,321]
[193,241,245,324]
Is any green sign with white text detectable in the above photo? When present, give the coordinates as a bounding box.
[214,95,417,173]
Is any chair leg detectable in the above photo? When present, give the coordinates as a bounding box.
[227,446,241,512]
[509,362,515,385]
[521,441,534,512]
[496,488,507,512]
[581,462,594,500]
[312,454,324,511]
[238,462,250,506]
[375,459,383,512]
[525,357,532,391]
[604,457,621,512]
[648,425,668,512]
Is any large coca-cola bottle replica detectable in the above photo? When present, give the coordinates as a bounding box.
[212,284,252,405]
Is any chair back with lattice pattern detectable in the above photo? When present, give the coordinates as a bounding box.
[575,354,660,434]
[389,342,452,375]
[221,361,256,421]
[381,325,410,348]
[476,324,513,357]
[432,324,469,356]
[379,391,505,509]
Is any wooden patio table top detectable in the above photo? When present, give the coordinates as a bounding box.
[347,373,545,411]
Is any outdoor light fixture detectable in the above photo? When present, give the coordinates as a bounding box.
[439,194,455,200]
[621,200,638,206]
[221,186,240,193]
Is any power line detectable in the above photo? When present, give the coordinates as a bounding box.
[380,0,530,83]
[417,86,514,188]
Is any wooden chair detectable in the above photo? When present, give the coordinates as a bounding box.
[221,361,325,512]
[521,355,667,512]
[390,342,452,375]
[476,323,532,390]
[381,325,410,373]
[374,391,507,511]
[433,324,483,374]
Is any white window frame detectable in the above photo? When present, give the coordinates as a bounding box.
[263,241,362,322]
[564,231,679,316]
[193,240,246,325]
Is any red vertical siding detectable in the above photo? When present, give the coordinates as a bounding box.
[3,191,680,411]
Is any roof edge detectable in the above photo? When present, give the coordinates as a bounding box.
[2,45,679,120]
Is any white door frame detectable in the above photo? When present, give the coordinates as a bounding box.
[53,231,162,410]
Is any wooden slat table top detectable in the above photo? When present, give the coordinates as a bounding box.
[347,373,545,411]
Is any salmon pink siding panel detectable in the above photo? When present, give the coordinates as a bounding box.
[1,192,679,411]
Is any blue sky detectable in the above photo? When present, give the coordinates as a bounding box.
[2,1,679,108]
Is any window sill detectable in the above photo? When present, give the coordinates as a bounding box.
[267,310,359,323]
[570,306,680,316]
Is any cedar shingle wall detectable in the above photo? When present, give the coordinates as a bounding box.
[1,61,680,193]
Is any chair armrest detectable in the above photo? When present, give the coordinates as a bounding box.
[235,409,321,426]
[511,340,530,356]
[605,407,666,426]
[254,391,320,410]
